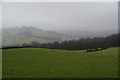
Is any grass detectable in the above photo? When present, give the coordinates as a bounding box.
[0,50,2,79]
[2,47,118,78]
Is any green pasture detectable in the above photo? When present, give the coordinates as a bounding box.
[2,47,118,78]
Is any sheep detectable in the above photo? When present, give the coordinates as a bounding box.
[97,54,102,57]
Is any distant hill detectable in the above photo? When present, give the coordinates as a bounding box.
[2,26,71,47]
[57,30,118,39]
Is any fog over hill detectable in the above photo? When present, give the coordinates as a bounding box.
[2,26,72,47]
[2,2,117,31]
[1,2,118,47]
[57,30,118,39]
[2,26,118,47]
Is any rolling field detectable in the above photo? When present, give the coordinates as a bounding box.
[2,48,118,78]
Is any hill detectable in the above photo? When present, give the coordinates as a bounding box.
[2,47,118,78]
[2,26,71,47]
[57,30,118,39]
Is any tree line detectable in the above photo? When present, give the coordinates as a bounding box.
[2,33,119,51]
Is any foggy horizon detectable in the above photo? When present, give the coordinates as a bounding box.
[2,2,118,32]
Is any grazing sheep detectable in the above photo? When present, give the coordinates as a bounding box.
[102,52,105,54]
[97,54,102,57]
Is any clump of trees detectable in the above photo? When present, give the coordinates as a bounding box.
[2,33,119,51]
[29,33,119,51]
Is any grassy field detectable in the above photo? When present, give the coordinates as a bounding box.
[0,50,2,79]
[2,47,118,78]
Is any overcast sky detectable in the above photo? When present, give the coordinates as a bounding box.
[2,2,118,31]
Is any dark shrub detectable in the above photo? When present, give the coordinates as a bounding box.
[100,47,107,50]
[86,49,94,52]
[94,48,99,51]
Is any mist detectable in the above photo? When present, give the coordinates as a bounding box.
[2,2,118,32]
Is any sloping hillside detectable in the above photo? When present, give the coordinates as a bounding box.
[2,47,118,78]
[2,27,71,46]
